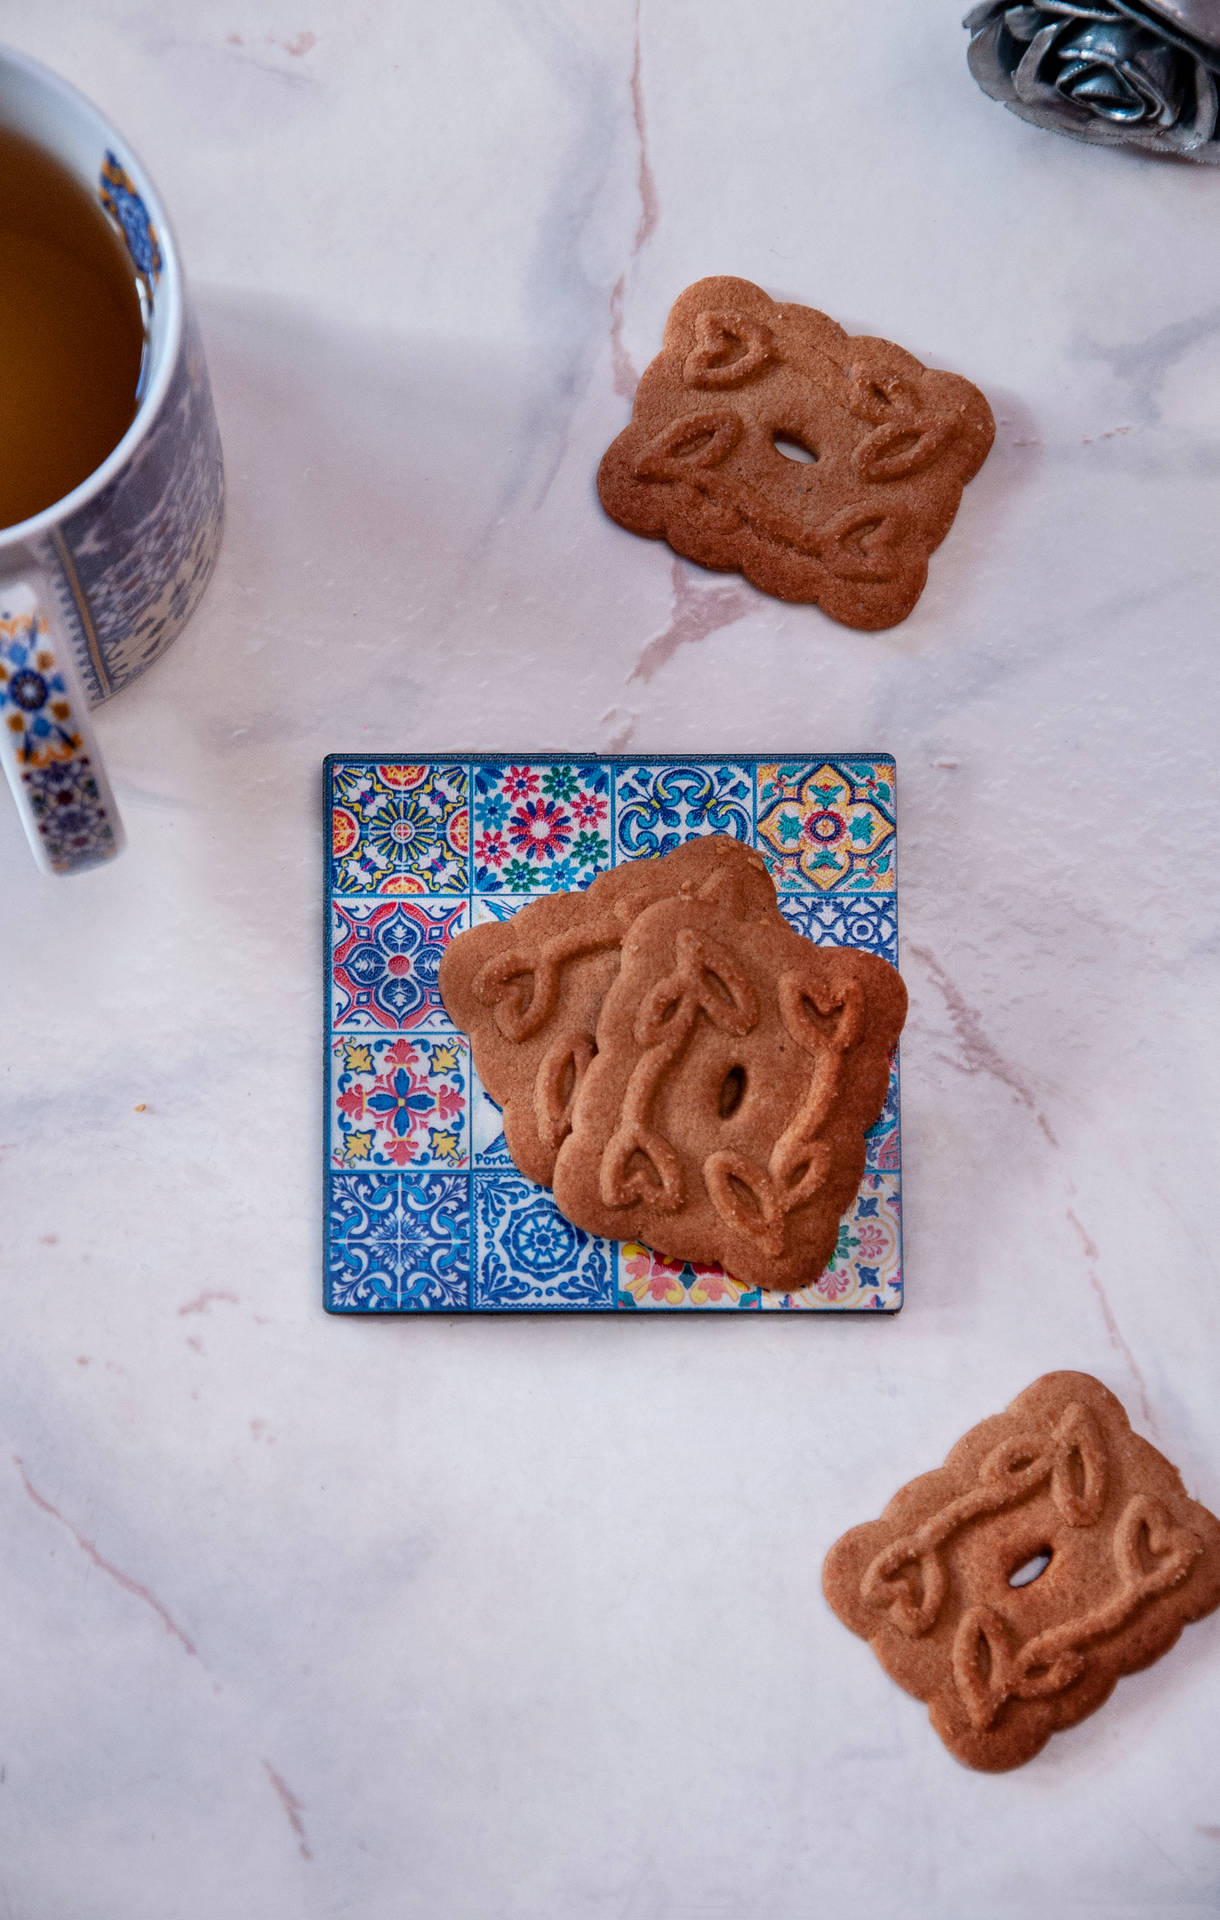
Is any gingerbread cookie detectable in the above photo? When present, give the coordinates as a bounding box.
[551,875,905,1291]
[598,277,994,628]
[438,836,773,1186]
[823,1373,1220,1770]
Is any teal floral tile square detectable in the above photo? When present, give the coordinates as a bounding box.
[472,761,610,892]
[757,758,895,894]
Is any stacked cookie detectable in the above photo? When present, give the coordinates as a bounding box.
[439,835,907,1295]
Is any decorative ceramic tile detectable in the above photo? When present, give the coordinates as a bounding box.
[759,1172,902,1311]
[474,1173,616,1309]
[328,1171,470,1311]
[331,898,467,1029]
[616,1244,761,1311]
[470,1063,515,1167]
[331,762,469,895]
[324,753,902,1313]
[865,1058,901,1172]
[330,1035,469,1171]
[777,892,898,964]
[472,761,610,893]
[756,759,896,893]
[614,760,751,858]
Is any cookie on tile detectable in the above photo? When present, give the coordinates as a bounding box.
[598,276,994,628]
[823,1372,1220,1770]
[550,866,906,1292]
[438,835,772,1186]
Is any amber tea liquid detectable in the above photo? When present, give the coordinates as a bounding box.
[0,123,145,528]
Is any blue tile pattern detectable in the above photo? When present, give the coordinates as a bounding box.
[328,1172,470,1311]
[331,762,469,895]
[474,1175,615,1309]
[324,753,902,1313]
[614,761,751,858]
[777,893,898,964]
[332,898,467,1029]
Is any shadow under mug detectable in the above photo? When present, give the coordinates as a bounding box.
[0,45,223,876]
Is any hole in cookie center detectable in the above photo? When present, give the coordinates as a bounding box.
[1008,1548,1053,1589]
[718,1065,747,1119]
[772,431,818,464]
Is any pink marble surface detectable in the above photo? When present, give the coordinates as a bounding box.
[1,4,1219,1915]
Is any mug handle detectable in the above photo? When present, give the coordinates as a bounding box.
[0,567,125,876]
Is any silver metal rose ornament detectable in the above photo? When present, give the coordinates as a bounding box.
[964,1,1220,159]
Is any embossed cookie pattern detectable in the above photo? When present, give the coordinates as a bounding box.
[552,882,906,1293]
[441,836,907,1291]
[598,276,995,629]
[822,1372,1220,1770]
[438,837,774,1189]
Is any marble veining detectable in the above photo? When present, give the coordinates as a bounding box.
[1,1,1219,1915]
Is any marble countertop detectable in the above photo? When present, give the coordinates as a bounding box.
[2,3,1220,1915]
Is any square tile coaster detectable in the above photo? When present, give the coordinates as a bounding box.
[324,754,902,1313]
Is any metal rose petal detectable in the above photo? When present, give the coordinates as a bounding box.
[1057,23,1183,122]
[1130,0,1220,44]
[1013,22,1086,106]
[966,14,1029,94]
[964,0,1220,158]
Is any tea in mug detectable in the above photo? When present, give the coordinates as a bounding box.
[0,123,145,528]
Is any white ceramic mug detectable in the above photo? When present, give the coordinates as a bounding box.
[0,45,223,875]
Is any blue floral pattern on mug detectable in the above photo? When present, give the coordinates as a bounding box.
[0,615,81,766]
[0,612,117,873]
[50,315,224,703]
[99,151,162,300]
[23,756,115,873]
